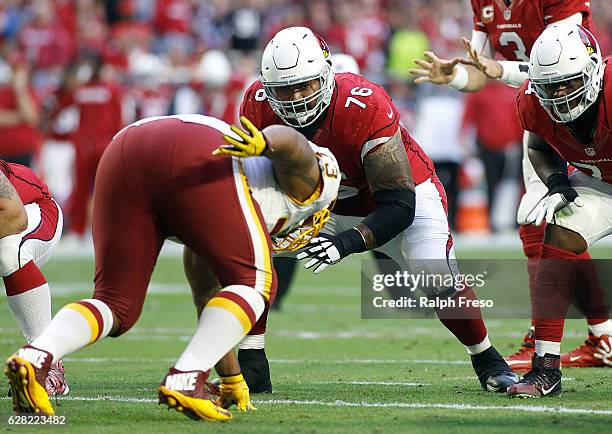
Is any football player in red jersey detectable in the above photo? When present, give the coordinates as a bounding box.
[508,23,612,397]
[5,114,340,419]
[225,26,518,394]
[410,0,612,372]
[0,161,67,397]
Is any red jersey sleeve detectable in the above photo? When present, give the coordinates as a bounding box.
[544,0,591,27]
[358,83,401,161]
[516,82,539,133]
[470,0,486,32]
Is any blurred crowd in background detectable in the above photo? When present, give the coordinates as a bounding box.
[1,0,612,241]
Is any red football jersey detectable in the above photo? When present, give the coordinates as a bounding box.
[73,80,123,144]
[517,58,612,183]
[240,72,435,216]
[0,160,52,205]
[471,0,592,61]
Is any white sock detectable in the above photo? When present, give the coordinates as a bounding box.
[466,335,491,356]
[7,283,51,342]
[175,285,265,372]
[589,320,612,337]
[239,334,265,350]
[535,340,561,356]
[31,298,114,362]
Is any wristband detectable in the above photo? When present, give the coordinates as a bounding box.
[448,65,469,90]
[499,60,529,88]
[336,228,367,257]
[545,172,570,190]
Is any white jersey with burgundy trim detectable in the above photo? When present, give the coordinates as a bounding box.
[242,141,340,238]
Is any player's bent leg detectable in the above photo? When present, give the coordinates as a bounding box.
[0,202,57,344]
[6,298,115,414]
[0,201,70,398]
[509,226,585,398]
[238,307,272,393]
[159,285,266,421]
[562,250,612,368]
[511,163,548,371]
[183,246,272,394]
[386,178,518,392]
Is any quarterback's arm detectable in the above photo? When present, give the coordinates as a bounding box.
[459,31,529,88]
[0,171,27,238]
[410,30,493,92]
[460,13,584,89]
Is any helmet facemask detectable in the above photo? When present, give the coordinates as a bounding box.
[531,61,601,123]
[264,62,334,128]
[271,207,330,253]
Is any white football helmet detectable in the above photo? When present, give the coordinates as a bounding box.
[529,23,604,123]
[332,53,360,74]
[261,27,334,127]
[196,50,231,88]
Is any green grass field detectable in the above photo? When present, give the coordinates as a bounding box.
[0,246,611,433]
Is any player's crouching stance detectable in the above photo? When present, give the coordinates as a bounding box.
[507,24,612,398]
[5,114,339,419]
[0,161,67,397]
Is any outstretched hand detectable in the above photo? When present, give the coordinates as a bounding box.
[458,36,503,79]
[410,51,461,85]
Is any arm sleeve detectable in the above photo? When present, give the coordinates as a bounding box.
[360,87,401,162]
[470,30,495,59]
[498,61,530,88]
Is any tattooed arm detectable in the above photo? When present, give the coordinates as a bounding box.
[297,128,416,273]
[357,128,416,249]
[0,170,27,238]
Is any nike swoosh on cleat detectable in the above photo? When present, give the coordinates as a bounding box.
[541,380,560,396]
[570,356,581,362]
[387,108,393,118]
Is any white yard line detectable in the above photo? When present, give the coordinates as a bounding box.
[62,357,471,365]
[256,399,612,415]
[1,395,609,415]
[313,381,429,386]
[442,376,576,381]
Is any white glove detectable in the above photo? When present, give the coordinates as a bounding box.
[527,192,583,226]
[594,337,612,366]
[296,235,343,274]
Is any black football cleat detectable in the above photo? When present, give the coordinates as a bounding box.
[238,349,272,393]
[471,346,519,392]
[507,353,562,398]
